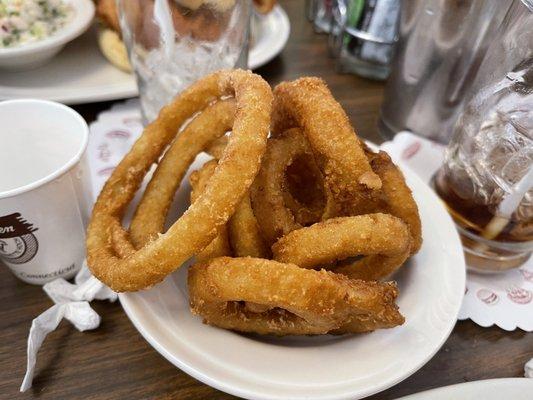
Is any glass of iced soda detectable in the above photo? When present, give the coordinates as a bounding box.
[433,59,533,272]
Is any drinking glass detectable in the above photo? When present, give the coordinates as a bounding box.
[378,0,514,143]
[434,65,532,272]
[328,0,399,80]
[306,0,335,33]
[117,0,251,123]
[433,1,533,272]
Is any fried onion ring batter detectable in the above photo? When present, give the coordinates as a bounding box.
[228,195,270,258]
[282,153,329,226]
[272,77,381,216]
[251,128,329,246]
[188,257,404,335]
[87,69,272,291]
[272,214,411,281]
[129,99,236,248]
[205,136,269,258]
[189,160,232,262]
[367,150,422,255]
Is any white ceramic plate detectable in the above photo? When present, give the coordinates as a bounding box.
[250,6,290,71]
[398,378,533,399]
[118,155,466,400]
[0,6,289,105]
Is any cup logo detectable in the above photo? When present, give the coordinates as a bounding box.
[0,213,39,265]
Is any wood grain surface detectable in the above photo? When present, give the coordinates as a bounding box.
[1,1,531,399]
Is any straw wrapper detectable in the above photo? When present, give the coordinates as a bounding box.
[20,263,117,391]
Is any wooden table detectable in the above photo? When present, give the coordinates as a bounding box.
[1,2,531,399]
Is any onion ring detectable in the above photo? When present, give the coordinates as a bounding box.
[129,98,236,248]
[272,77,382,216]
[189,160,232,262]
[87,69,272,292]
[228,195,270,257]
[272,214,411,281]
[205,136,269,258]
[367,150,422,255]
[282,152,330,226]
[205,134,228,160]
[251,128,330,246]
[188,257,404,335]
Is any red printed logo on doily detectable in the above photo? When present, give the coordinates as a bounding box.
[477,288,499,305]
[97,166,116,177]
[105,130,131,139]
[97,143,111,162]
[506,286,532,304]
[401,141,422,160]
[123,116,142,127]
[520,269,533,283]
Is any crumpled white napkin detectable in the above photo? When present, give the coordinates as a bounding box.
[525,358,533,378]
[20,262,116,392]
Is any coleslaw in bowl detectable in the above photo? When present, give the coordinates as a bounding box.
[0,0,94,70]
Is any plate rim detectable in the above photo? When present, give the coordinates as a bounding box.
[249,5,291,70]
[118,156,466,400]
[396,378,533,399]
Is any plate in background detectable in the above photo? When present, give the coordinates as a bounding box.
[398,378,533,399]
[0,6,290,105]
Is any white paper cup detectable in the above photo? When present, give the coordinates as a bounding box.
[0,100,92,284]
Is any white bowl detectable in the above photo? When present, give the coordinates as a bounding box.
[0,0,95,70]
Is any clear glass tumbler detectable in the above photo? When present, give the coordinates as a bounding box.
[117,0,251,123]
[328,0,399,80]
[432,1,533,273]
[306,0,335,33]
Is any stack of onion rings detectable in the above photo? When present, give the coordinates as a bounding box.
[87,71,421,336]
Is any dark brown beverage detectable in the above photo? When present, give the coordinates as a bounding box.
[434,169,533,244]
[433,169,533,271]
